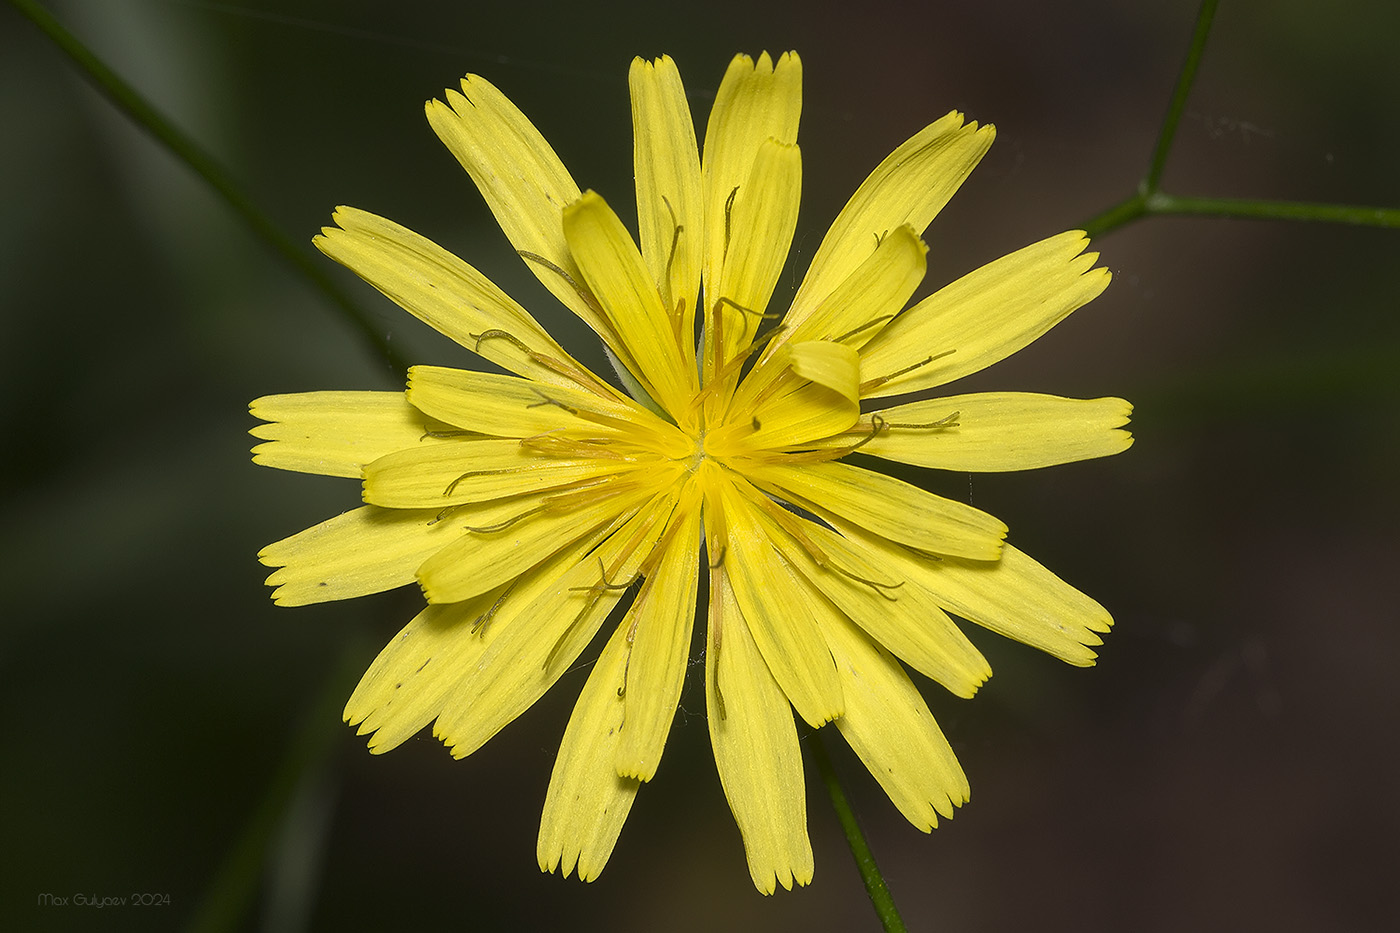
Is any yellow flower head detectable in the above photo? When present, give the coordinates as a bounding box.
[251,52,1131,894]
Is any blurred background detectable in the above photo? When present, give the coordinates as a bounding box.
[3,0,1397,930]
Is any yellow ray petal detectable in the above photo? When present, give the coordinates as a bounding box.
[701,51,802,295]
[433,493,677,758]
[818,610,970,831]
[753,509,991,698]
[706,568,813,894]
[763,223,927,365]
[343,591,506,753]
[416,480,663,604]
[747,460,1007,560]
[313,208,580,385]
[425,76,615,340]
[705,139,802,375]
[562,191,696,414]
[250,391,435,479]
[259,504,485,606]
[614,484,702,781]
[787,340,860,403]
[860,231,1111,398]
[785,111,993,329]
[630,55,702,334]
[538,620,641,883]
[362,437,637,509]
[714,480,843,727]
[858,393,1134,471]
[920,545,1114,665]
[405,365,643,439]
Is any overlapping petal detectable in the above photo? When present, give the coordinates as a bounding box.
[250,391,437,479]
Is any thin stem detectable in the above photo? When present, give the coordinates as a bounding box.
[185,637,368,933]
[1143,0,1220,196]
[8,0,408,377]
[1146,192,1400,227]
[810,732,908,933]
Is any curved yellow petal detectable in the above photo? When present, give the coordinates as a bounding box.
[425,76,612,339]
[747,460,1007,560]
[405,365,637,439]
[715,480,844,727]
[259,504,482,606]
[362,437,634,509]
[764,223,927,364]
[313,208,580,385]
[705,139,802,376]
[433,493,677,758]
[786,112,993,329]
[562,191,696,414]
[416,480,661,604]
[344,592,506,753]
[614,485,702,781]
[757,510,992,698]
[701,51,802,295]
[819,610,970,831]
[860,393,1134,471]
[250,391,434,479]
[919,545,1114,666]
[860,231,1111,398]
[630,55,703,334]
[706,568,813,894]
[538,620,641,883]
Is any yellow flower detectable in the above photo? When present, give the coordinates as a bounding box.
[251,51,1131,894]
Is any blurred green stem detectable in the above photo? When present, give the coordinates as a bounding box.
[8,0,408,376]
[1083,0,1400,238]
[811,733,908,933]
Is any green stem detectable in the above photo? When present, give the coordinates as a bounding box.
[1084,191,1400,237]
[185,638,367,933]
[810,733,908,933]
[8,0,408,376]
[1143,0,1220,196]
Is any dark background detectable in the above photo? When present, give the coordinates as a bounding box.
[4,1,1397,930]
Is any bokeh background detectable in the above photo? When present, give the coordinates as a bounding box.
[4,0,1398,930]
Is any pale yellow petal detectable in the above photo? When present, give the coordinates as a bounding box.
[787,340,860,403]
[786,112,993,328]
[343,592,505,753]
[405,365,640,439]
[858,393,1134,471]
[701,51,802,295]
[757,510,991,698]
[259,504,482,606]
[714,479,843,727]
[630,55,703,333]
[746,461,1007,560]
[763,223,927,363]
[920,545,1114,666]
[250,391,433,479]
[434,494,677,758]
[705,139,802,373]
[537,620,641,882]
[416,480,663,604]
[562,191,696,414]
[706,568,813,894]
[860,231,1111,398]
[425,76,610,338]
[313,207,579,385]
[614,485,702,781]
[819,611,970,830]
[362,437,635,509]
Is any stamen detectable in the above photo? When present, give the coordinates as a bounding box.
[662,195,682,299]
[470,583,516,635]
[832,314,895,344]
[708,544,727,569]
[713,296,780,320]
[444,466,515,497]
[420,429,476,441]
[517,250,606,319]
[568,556,642,595]
[859,348,956,394]
[723,186,739,259]
[884,410,961,430]
[460,504,545,534]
